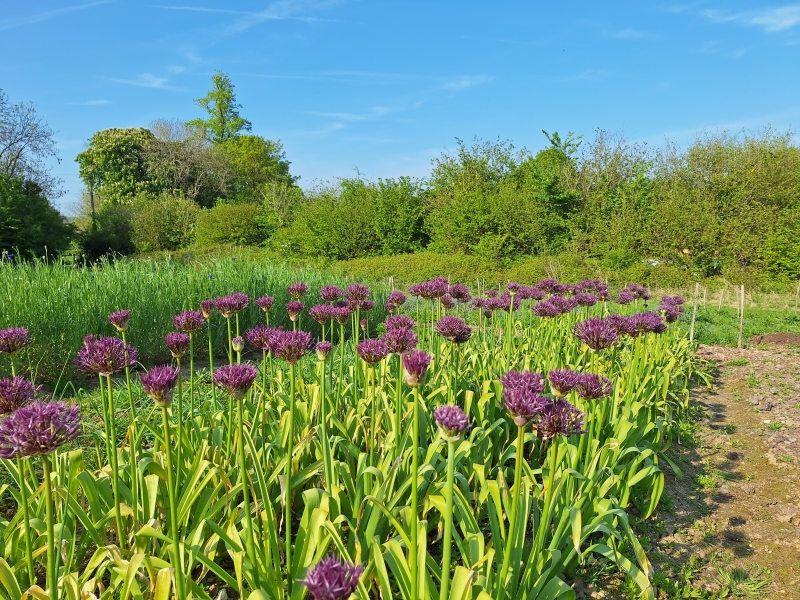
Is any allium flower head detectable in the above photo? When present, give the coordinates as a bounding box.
[381,327,418,354]
[484,289,499,298]
[625,283,650,301]
[631,311,667,335]
[435,316,472,344]
[360,300,375,312]
[216,293,250,318]
[536,399,587,439]
[345,284,370,303]
[108,310,131,332]
[287,300,305,322]
[164,332,190,359]
[385,314,416,330]
[506,282,521,293]
[573,317,619,351]
[332,306,351,325]
[536,278,559,293]
[471,297,485,309]
[300,555,364,600]
[76,335,138,376]
[428,277,449,299]
[574,293,598,307]
[246,324,278,352]
[575,374,613,400]
[549,295,577,314]
[272,330,313,364]
[548,369,582,397]
[319,285,344,303]
[661,305,681,323]
[402,350,431,387]
[440,294,456,310]
[498,292,522,312]
[616,289,635,305]
[232,336,245,352]
[0,376,37,415]
[173,310,206,333]
[448,284,471,303]
[407,283,424,298]
[433,405,470,441]
[532,301,560,319]
[316,341,332,361]
[386,290,408,309]
[200,299,215,319]
[519,286,545,301]
[255,296,274,312]
[287,282,310,299]
[501,369,548,426]
[359,318,367,331]
[661,295,686,306]
[309,304,334,325]
[0,401,81,458]
[357,338,388,365]
[140,365,180,407]
[484,298,503,313]
[213,363,258,400]
[501,370,546,394]
[0,328,32,355]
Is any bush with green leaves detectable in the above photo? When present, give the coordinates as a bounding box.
[129,191,200,252]
[194,202,264,247]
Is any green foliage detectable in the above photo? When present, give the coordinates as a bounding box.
[223,135,296,203]
[194,202,264,247]
[187,71,252,144]
[129,192,200,252]
[78,203,136,260]
[373,177,428,254]
[759,204,800,281]
[75,128,161,203]
[0,175,75,258]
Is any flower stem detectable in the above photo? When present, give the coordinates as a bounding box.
[18,457,35,587]
[497,424,525,600]
[105,375,125,545]
[121,331,139,531]
[440,439,456,600]
[207,320,218,411]
[394,354,402,460]
[285,362,296,593]
[161,405,187,600]
[237,394,260,591]
[410,386,421,600]
[41,455,57,600]
[176,358,183,481]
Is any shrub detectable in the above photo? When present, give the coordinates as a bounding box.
[194,202,264,247]
[130,192,199,252]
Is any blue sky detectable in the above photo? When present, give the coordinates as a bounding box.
[2,1,799,212]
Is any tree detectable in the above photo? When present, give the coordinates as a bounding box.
[187,72,252,145]
[223,135,296,203]
[0,89,64,198]
[0,174,75,258]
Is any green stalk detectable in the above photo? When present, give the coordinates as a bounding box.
[338,322,346,402]
[207,319,218,412]
[318,359,334,488]
[261,350,268,444]
[497,424,525,600]
[226,317,233,366]
[160,405,187,600]
[176,357,183,480]
[105,375,125,545]
[188,333,195,421]
[368,365,378,475]
[121,331,139,531]
[41,455,57,600]
[18,457,35,587]
[410,386,421,600]
[440,438,456,600]
[285,362,296,593]
[237,393,260,591]
[394,354,403,459]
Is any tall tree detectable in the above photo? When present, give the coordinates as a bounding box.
[0,89,64,198]
[187,72,252,144]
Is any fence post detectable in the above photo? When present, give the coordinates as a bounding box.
[718,285,726,309]
[795,281,799,313]
[737,284,745,349]
[689,282,700,343]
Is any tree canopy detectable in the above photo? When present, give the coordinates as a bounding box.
[187,72,252,144]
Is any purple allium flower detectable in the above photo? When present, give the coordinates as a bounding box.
[536,399,587,439]
[232,336,245,353]
[345,284,370,303]
[402,350,431,387]
[573,318,619,351]
[332,306,351,325]
[407,283,424,298]
[319,285,344,303]
[108,310,131,332]
[316,341,332,361]
[661,305,681,323]
[484,289,499,298]
[76,335,138,376]
[435,316,472,344]
[484,298,503,313]
[631,311,668,335]
[440,294,456,310]
[140,365,180,407]
[287,282,310,299]
[246,325,278,352]
[625,283,651,301]
[550,295,577,314]
[0,401,81,458]
[165,332,190,359]
[357,338,388,365]
[548,369,583,397]
[0,376,37,415]
[433,405,470,441]
[255,296,275,312]
[575,374,613,400]
[272,330,313,364]
[501,370,546,394]
[448,284,471,303]
[532,300,560,318]
[574,293,598,307]
[360,300,375,312]
[287,300,305,322]
[381,327,418,354]
[498,292,522,312]
[471,297,485,309]
[616,289,635,305]
[536,278,559,293]
[507,282,521,293]
[213,363,258,400]
[200,299,215,319]
[551,283,573,296]
[216,293,250,318]
[387,290,408,308]
[605,314,637,337]
[359,318,367,332]
[661,295,686,306]
[173,310,206,333]
[385,314,417,330]
[428,277,450,299]
[0,328,32,355]
[519,286,545,301]
[300,555,364,600]
[309,304,334,325]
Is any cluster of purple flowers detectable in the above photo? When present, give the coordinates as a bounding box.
[245,324,279,352]
[381,327,418,354]
[356,338,389,365]
[108,310,131,332]
[300,555,364,600]
[309,304,334,325]
[319,285,344,303]
[213,363,259,399]
[548,369,612,399]
[616,283,651,305]
[384,290,407,312]
[408,276,449,300]
[76,335,138,376]
[287,282,310,299]
[140,365,180,407]
[0,376,37,415]
[255,296,274,313]
[402,349,431,387]
[435,316,472,344]
[658,295,686,323]
[286,300,305,321]
[0,327,32,355]
[173,310,206,333]
[433,404,470,440]
[165,332,190,358]
[573,317,619,351]
[0,401,81,458]
[215,293,250,318]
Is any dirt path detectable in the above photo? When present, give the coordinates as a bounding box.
[646,343,800,598]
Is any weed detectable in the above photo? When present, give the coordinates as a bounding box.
[768,421,784,431]
[746,374,760,388]
[725,359,749,367]
[716,565,772,597]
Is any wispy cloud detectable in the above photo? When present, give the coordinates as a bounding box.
[699,40,750,59]
[69,99,111,105]
[442,75,492,91]
[0,0,111,31]
[307,106,399,121]
[560,68,613,82]
[109,72,183,90]
[704,4,800,32]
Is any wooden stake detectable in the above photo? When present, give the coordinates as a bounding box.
[702,287,707,308]
[795,281,799,313]
[689,282,700,342]
[737,284,745,349]
[718,285,726,309]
